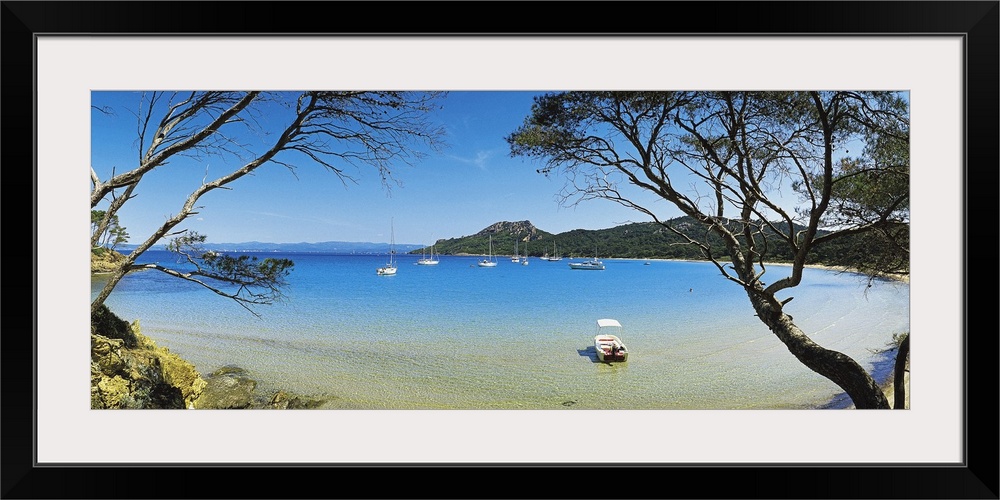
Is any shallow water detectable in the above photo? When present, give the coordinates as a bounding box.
[94,251,910,409]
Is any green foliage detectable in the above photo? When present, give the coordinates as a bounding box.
[167,231,295,309]
[91,303,139,348]
[110,224,129,250]
[203,252,295,286]
[91,209,105,231]
[92,209,129,249]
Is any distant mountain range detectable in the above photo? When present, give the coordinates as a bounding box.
[116,240,425,254]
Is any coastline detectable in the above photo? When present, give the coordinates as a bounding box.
[621,256,910,284]
[630,257,910,409]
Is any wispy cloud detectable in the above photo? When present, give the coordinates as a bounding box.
[449,150,494,171]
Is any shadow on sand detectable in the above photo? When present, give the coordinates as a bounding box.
[577,346,617,364]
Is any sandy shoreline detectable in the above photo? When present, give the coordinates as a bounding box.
[633,257,910,409]
[618,256,910,284]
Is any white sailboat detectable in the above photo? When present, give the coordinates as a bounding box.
[521,239,529,265]
[478,235,498,267]
[376,219,398,276]
[417,241,439,265]
[511,239,520,263]
[542,242,561,261]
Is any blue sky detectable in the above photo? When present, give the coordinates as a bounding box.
[91,91,679,246]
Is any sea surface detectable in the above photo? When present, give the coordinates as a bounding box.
[92,250,910,410]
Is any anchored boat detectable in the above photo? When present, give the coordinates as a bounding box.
[594,318,628,362]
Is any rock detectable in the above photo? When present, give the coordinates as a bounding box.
[91,308,207,409]
[287,395,327,409]
[90,305,334,410]
[267,390,332,409]
[194,366,258,409]
[269,390,292,409]
[91,247,127,274]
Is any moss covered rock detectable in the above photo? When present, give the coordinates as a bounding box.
[91,308,206,409]
[91,247,127,274]
[90,304,336,409]
[193,366,258,409]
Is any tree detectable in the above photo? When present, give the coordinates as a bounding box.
[91,91,446,317]
[508,91,909,409]
[92,209,129,250]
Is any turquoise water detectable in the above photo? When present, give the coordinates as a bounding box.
[93,251,910,409]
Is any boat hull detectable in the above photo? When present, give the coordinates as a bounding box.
[569,260,605,270]
[596,351,628,362]
[594,333,628,362]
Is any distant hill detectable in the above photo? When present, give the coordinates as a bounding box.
[420,220,555,257]
[415,218,706,259]
[411,217,835,263]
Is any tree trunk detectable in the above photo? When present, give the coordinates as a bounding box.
[91,264,130,317]
[758,306,890,409]
[893,333,909,409]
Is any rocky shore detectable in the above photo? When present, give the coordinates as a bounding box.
[91,249,333,409]
[90,303,334,409]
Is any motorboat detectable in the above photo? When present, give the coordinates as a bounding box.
[594,318,628,362]
[569,257,605,270]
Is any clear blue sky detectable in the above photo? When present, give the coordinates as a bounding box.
[91,91,680,246]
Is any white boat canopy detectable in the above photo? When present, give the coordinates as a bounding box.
[596,318,622,329]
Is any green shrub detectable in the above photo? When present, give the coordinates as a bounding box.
[91,304,138,348]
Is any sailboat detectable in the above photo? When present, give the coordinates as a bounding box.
[521,239,529,266]
[542,242,561,261]
[510,239,520,263]
[376,219,398,276]
[417,241,439,265]
[478,234,498,267]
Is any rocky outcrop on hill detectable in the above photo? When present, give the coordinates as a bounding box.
[475,220,542,239]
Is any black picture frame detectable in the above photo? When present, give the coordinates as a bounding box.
[4,1,997,498]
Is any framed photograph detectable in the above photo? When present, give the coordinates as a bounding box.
[5,1,996,498]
